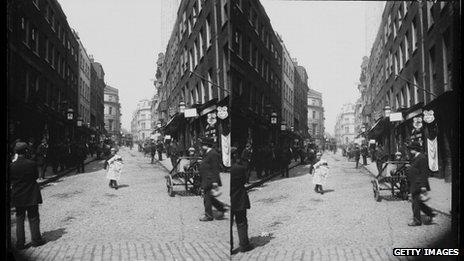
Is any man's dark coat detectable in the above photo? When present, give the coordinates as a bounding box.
[406,153,431,193]
[198,148,222,189]
[230,162,250,211]
[10,156,43,207]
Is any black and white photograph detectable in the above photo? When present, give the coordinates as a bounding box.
[5,0,461,260]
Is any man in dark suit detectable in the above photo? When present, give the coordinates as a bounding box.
[10,142,46,249]
[240,143,252,183]
[198,138,226,221]
[231,147,254,252]
[406,141,436,226]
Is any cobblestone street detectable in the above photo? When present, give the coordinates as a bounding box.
[232,152,452,261]
[11,147,229,261]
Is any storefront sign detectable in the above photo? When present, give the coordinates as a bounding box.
[217,106,228,119]
[389,112,403,122]
[423,110,435,123]
[184,108,198,118]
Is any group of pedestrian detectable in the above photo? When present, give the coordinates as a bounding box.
[9,137,97,182]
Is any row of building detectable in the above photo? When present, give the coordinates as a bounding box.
[230,0,325,149]
[354,1,460,181]
[7,0,121,145]
[130,0,326,151]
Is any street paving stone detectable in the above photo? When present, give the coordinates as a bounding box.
[10,147,229,261]
[232,152,452,261]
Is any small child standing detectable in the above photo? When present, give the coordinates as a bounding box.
[311,152,329,194]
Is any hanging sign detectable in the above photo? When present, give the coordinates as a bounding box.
[184,108,198,118]
[207,112,217,126]
[389,112,403,122]
[221,134,231,167]
[217,106,228,119]
[427,138,439,172]
[413,116,423,130]
[423,110,435,124]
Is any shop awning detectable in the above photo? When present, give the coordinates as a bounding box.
[163,113,183,134]
[367,117,389,139]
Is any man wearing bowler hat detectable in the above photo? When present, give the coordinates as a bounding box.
[406,141,436,226]
[198,137,227,221]
[10,142,46,249]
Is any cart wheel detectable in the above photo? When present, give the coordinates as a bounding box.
[372,180,381,202]
[166,176,175,197]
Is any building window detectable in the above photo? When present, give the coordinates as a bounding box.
[406,84,411,107]
[313,110,316,119]
[199,29,204,58]
[221,0,228,26]
[442,33,451,91]
[412,18,418,51]
[234,29,242,57]
[206,15,212,48]
[208,70,214,99]
[413,72,419,104]
[109,107,113,115]
[193,42,198,68]
[427,2,434,29]
[429,46,436,97]
[399,45,403,71]
[404,32,409,62]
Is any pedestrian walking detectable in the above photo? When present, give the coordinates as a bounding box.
[361,144,368,165]
[75,141,87,173]
[10,142,46,250]
[279,145,291,178]
[156,140,164,161]
[105,148,123,190]
[35,138,49,181]
[253,146,264,179]
[198,137,227,221]
[375,144,386,175]
[310,152,329,194]
[354,146,361,168]
[240,143,252,183]
[405,141,436,226]
[170,140,180,171]
[230,147,254,253]
[150,141,157,164]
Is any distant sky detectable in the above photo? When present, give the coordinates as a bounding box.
[59,0,167,130]
[261,0,384,135]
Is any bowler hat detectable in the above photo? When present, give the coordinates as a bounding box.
[200,137,215,147]
[14,142,28,154]
[407,141,422,152]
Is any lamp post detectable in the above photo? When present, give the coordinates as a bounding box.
[179,101,186,114]
[384,105,392,159]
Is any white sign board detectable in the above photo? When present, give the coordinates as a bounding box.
[389,112,403,122]
[184,108,198,118]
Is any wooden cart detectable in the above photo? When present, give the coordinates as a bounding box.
[371,160,409,202]
[165,156,202,197]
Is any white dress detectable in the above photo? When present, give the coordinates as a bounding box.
[106,155,123,181]
[312,160,329,185]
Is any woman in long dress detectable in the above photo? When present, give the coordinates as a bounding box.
[311,152,329,194]
[106,148,123,189]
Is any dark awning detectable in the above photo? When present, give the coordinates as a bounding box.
[163,113,183,134]
[367,117,389,139]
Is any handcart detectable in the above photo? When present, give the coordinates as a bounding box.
[371,160,409,202]
[165,156,202,197]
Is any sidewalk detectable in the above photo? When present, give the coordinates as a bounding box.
[361,156,451,217]
[36,155,99,187]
